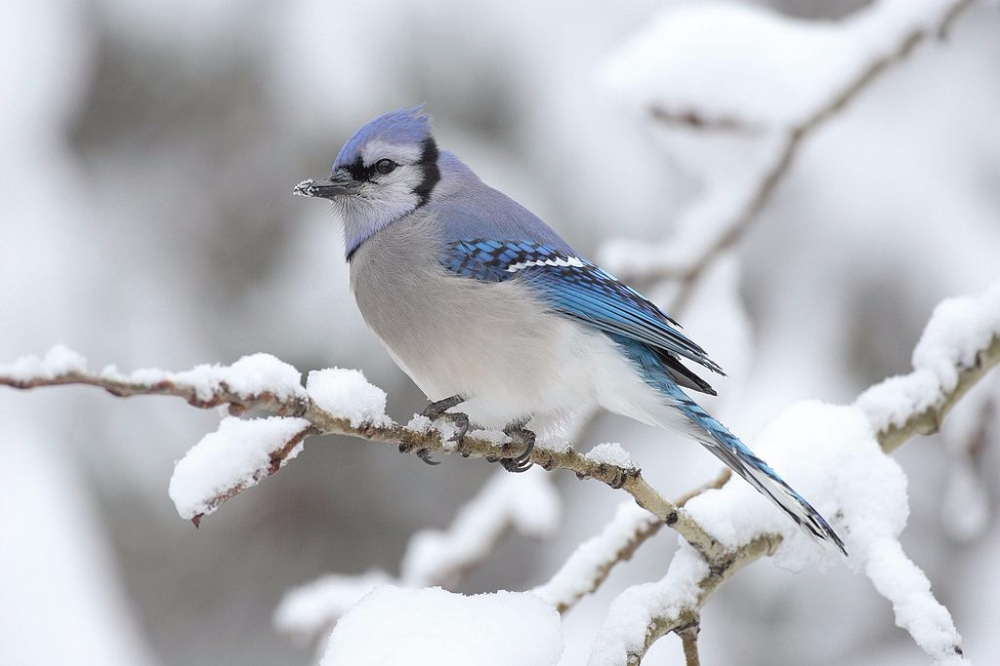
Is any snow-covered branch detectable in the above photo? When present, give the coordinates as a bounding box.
[590,281,1000,665]
[861,309,1000,454]
[533,469,732,615]
[599,0,974,313]
[3,278,997,665]
[548,306,1000,628]
[0,347,723,556]
[533,502,661,613]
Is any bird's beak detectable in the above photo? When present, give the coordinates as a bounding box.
[293,168,357,200]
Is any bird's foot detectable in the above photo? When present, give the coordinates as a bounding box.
[499,421,536,473]
[419,395,470,462]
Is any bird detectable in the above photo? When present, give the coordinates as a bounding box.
[294,106,846,554]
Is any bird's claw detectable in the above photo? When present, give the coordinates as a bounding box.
[416,448,440,466]
[500,422,535,473]
[420,395,470,454]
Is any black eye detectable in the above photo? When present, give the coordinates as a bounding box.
[375,159,397,175]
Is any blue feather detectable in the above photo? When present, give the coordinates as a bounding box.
[441,239,723,375]
[617,337,847,554]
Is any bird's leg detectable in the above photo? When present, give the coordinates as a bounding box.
[499,420,536,473]
[422,394,466,419]
[418,394,470,463]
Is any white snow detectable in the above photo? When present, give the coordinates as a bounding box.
[0,344,88,381]
[214,353,306,400]
[679,401,964,661]
[583,442,634,469]
[533,502,656,609]
[857,281,1000,435]
[320,585,564,666]
[588,543,708,666]
[100,352,307,402]
[164,353,305,401]
[589,400,964,664]
[405,414,433,433]
[306,368,391,427]
[274,570,393,647]
[467,427,511,446]
[595,0,977,289]
[861,540,965,665]
[599,0,963,129]
[168,415,311,520]
[401,470,560,587]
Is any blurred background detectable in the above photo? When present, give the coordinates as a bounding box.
[1,0,998,664]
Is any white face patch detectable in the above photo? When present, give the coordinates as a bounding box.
[504,256,585,273]
[360,140,423,167]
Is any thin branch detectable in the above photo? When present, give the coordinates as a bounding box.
[0,369,311,417]
[622,0,975,315]
[533,502,662,614]
[674,469,732,507]
[4,282,995,666]
[536,467,735,614]
[878,334,1000,453]
[619,328,999,666]
[677,616,701,666]
[627,536,781,664]
[648,107,761,134]
[0,359,722,559]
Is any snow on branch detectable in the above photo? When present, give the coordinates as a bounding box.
[0,347,722,558]
[587,280,1000,665]
[533,501,660,613]
[3,278,997,665]
[597,0,974,312]
[170,416,315,524]
[859,281,1000,452]
[533,469,733,617]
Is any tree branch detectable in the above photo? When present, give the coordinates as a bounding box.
[877,334,1000,453]
[547,337,1000,625]
[676,615,701,666]
[612,0,975,316]
[615,305,999,665]
[0,353,723,559]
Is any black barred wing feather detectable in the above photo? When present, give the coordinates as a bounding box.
[442,239,724,377]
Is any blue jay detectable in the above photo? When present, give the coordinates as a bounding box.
[295,107,845,553]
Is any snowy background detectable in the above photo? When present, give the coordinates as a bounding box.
[2,0,999,664]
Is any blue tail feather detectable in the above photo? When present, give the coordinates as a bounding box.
[617,337,847,555]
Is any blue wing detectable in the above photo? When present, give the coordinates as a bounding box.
[442,239,724,379]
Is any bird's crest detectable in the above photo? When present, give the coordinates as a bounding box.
[334,106,433,170]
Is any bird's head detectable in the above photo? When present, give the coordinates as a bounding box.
[295,106,441,258]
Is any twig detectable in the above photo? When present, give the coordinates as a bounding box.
[620,0,975,316]
[626,536,780,665]
[648,107,761,134]
[618,325,998,666]
[676,615,701,666]
[877,334,1000,453]
[0,370,311,417]
[533,502,662,613]
[536,468,737,615]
